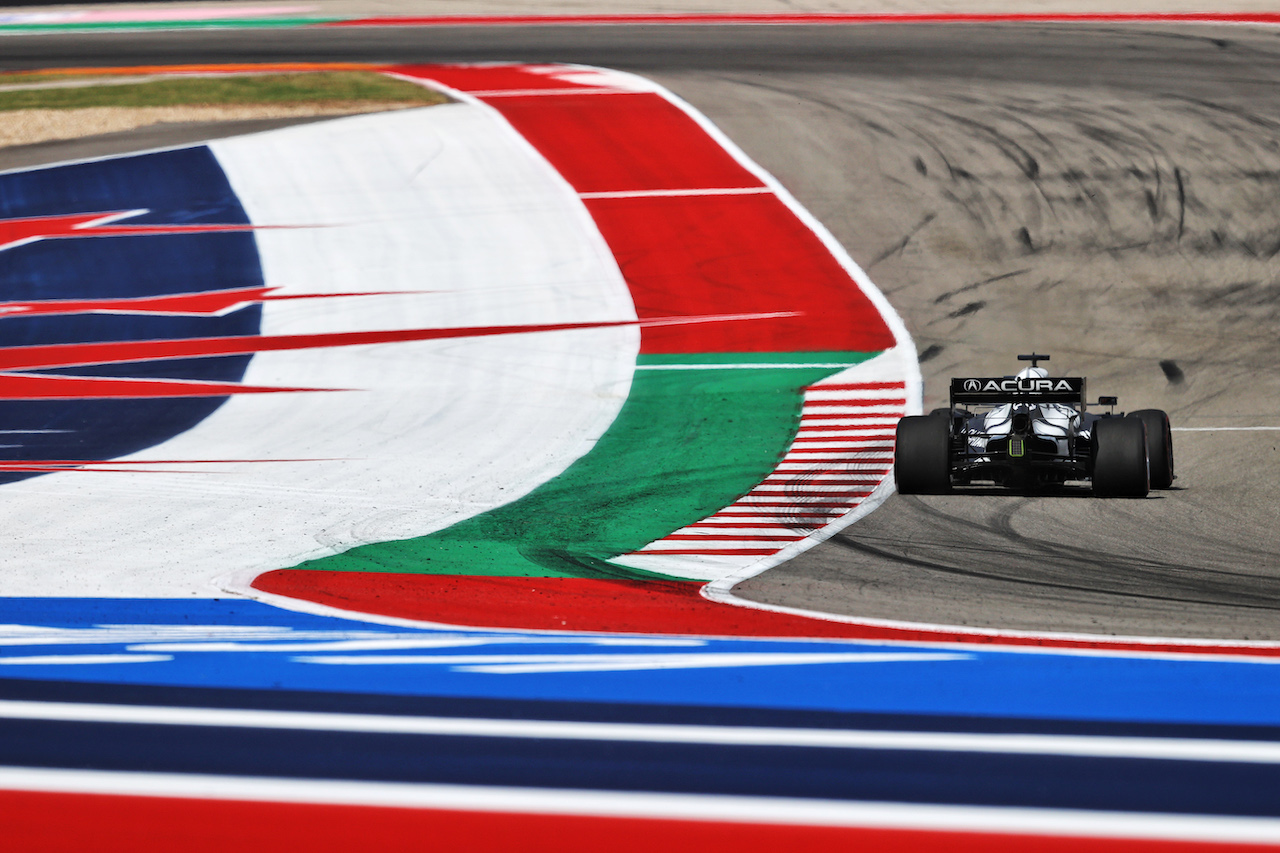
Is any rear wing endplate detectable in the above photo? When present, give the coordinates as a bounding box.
[950,377,1085,406]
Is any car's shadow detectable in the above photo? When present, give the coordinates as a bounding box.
[944,484,1173,499]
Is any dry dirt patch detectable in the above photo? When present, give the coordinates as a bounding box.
[1,102,417,148]
[0,70,447,148]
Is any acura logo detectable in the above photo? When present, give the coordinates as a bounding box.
[963,379,981,391]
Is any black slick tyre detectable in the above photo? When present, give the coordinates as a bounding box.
[895,415,951,495]
[1092,417,1149,497]
[1129,409,1174,489]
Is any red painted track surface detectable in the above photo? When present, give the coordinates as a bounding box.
[254,570,1280,657]
[587,193,894,353]
[257,572,874,635]
[388,64,896,356]
[8,790,1279,853]
[474,92,764,193]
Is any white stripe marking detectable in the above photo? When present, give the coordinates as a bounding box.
[781,458,893,465]
[0,430,72,434]
[696,514,824,522]
[707,517,844,524]
[579,187,771,200]
[0,655,171,665]
[1172,427,1280,432]
[731,497,867,505]
[785,446,895,453]
[672,527,808,535]
[785,444,894,451]
[12,699,1280,764]
[707,502,849,511]
[468,87,632,97]
[639,543,786,553]
[760,481,880,488]
[299,652,950,673]
[805,390,908,401]
[772,466,890,474]
[744,487,877,495]
[765,469,887,476]
[796,426,898,433]
[635,363,867,370]
[773,450,896,458]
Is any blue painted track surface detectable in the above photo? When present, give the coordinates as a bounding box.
[2,598,1279,726]
[4,599,1280,820]
[0,147,261,482]
[4,714,1280,816]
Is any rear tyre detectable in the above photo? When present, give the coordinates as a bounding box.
[895,415,952,495]
[1129,409,1174,489]
[1092,417,1149,497]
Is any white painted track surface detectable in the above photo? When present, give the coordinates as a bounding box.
[0,104,638,597]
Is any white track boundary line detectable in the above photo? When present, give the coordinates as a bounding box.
[243,580,1280,659]
[5,699,1280,763]
[467,87,630,98]
[579,187,772,199]
[635,362,866,370]
[1173,426,1280,432]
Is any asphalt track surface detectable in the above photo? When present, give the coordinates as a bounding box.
[5,22,1280,639]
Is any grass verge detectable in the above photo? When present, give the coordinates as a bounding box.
[0,71,447,111]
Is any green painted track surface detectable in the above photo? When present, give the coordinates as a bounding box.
[289,353,876,580]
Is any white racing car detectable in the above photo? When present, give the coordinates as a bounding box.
[895,354,1174,497]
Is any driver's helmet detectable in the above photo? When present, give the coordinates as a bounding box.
[1016,365,1049,381]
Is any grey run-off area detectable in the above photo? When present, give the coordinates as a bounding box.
[4,22,1280,638]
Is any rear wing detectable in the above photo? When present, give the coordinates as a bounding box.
[950,377,1085,407]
